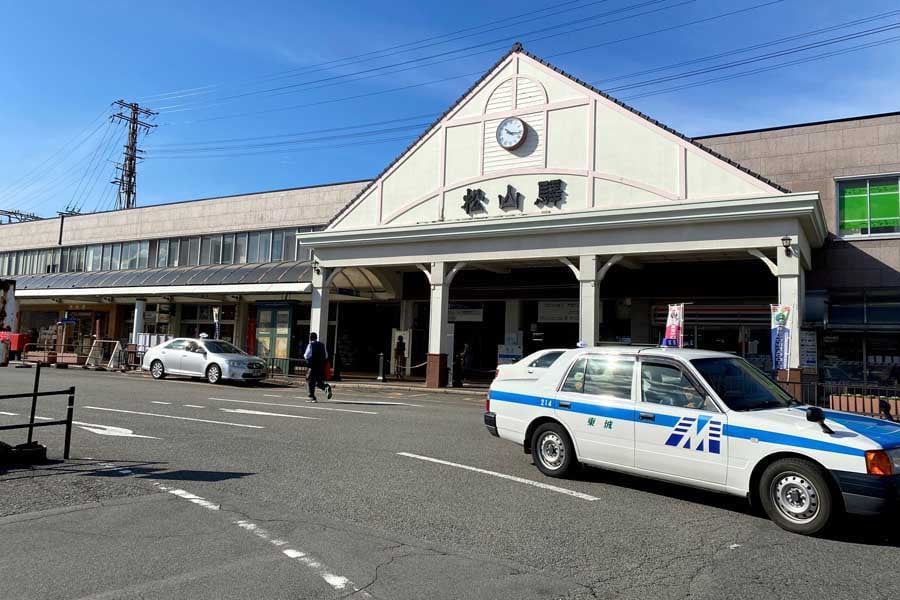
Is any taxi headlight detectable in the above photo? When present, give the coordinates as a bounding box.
[889,448,900,472]
[227,360,246,368]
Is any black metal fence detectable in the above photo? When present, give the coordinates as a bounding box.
[0,364,75,458]
[792,381,900,420]
[265,357,308,380]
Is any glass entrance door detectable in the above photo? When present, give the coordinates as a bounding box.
[256,306,292,373]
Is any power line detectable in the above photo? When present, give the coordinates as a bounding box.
[111,100,158,210]
[81,124,128,213]
[139,0,608,103]
[66,120,119,213]
[157,0,688,113]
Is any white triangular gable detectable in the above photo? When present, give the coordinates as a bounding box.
[329,49,784,231]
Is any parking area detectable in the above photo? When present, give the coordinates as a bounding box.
[2,367,899,600]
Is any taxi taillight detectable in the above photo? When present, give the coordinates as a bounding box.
[865,450,893,476]
[485,395,490,412]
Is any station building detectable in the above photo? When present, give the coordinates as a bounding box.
[2,45,899,387]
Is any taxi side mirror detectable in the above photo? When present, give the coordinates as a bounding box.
[806,406,834,434]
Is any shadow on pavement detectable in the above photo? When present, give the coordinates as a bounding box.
[142,469,253,482]
[0,458,168,480]
[563,463,900,547]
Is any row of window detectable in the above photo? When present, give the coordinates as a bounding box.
[0,228,313,277]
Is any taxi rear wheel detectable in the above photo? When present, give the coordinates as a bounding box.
[532,422,576,478]
[759,457,835,535]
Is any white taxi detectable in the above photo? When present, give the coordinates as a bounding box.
[484,346,900,535]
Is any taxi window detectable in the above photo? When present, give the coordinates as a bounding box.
[641,363,716,411]
[165,340,187,350]
[583,356,633,401]
[561,358,587,393]
[530,351,563,369]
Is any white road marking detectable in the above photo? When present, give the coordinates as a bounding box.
[219,408,319,420]
[208,396,377,415]
[729,543,742,550]
[154,482,370,596]
[151,401,171,405]
[183,404,205,408]
[75,422,159,439]
[82,406,264,429]
[0,411,18,416]
[397,452,600,501]
[263,394,282,398]
[330,400,422,407]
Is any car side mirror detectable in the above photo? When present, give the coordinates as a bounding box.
[806,406,834,434]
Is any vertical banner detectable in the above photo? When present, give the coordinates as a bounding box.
[212,305,221,340]
[0,279,17,333]
[661,303,684,348]
[770,304,792,370]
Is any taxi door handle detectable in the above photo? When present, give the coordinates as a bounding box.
[559,401,572,409]
[639,412,655,422]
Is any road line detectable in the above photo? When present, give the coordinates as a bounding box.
[153,482,370,596]
[208,396,377,415]
[330,400,423,407]
[183,404,205,408]
[219,408,319,420]
[263,394,282,398]
[151,401,171,405]
[0,411,18,416]
[82,406,264,429]
[397,452,600,501]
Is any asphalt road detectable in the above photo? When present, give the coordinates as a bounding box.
[1,366,899,600]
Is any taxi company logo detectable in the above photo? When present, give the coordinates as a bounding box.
[664,415,722,454]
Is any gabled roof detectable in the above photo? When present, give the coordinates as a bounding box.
[327,43,789,228]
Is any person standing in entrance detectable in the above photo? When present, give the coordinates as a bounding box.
[304,332,332,402]
[393,335,406,380]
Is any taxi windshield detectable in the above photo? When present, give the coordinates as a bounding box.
[203,340,245,355]
[691,357,795,411]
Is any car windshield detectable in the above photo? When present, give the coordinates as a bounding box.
[691,357,795,411]
[203,340,245,355]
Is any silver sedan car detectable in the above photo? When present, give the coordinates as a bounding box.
[142,337,267,384]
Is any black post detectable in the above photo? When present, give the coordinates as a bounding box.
[27,362,41,444]
[63,387,75,460]
[376,352,385,382]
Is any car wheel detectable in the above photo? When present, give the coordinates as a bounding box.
[150,360,166,380]
[531,422,576,478]
[206,364,222,384]
[759,457,835,535]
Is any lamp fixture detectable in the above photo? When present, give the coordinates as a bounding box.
[780,236,793,257]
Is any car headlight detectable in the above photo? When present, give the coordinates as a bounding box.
[227,360,247,368]
[889,448,900,472]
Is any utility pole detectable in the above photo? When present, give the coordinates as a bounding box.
[0,209,41,224]
[111,100,157,210]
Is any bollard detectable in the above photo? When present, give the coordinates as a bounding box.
[376,352,385,382]
[64,387,75,460]
[27,363,41,444]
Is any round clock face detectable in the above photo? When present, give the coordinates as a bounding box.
[496,117,526,150]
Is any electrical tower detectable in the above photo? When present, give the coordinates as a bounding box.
[0,209,41,223]
[111,100,157,210]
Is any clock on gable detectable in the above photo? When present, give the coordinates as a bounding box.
[496,117,526,150]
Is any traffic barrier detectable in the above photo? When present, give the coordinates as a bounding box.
[0,364,75,461]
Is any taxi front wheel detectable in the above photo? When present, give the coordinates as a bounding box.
[532,423,576,478]
[759,457,835,535]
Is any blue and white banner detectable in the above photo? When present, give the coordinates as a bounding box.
[770,304,792,370]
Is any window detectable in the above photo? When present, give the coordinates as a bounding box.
[271,230,284,261]
[282,230,296,261]
[641,363,713,410]
[235,233,248,263]
[138,240,149,268]
[561,358,587,393]
[165,339,188,350]
[168,239,180,267]
[583,356,633,400]
[247,232,259,263]
[101,245,112,271]
[839,176,900,236]
[179,238,190,266]
[157,239,169,268]
[529,351,563,369]
[111,244,121,270]
[222,234,234,264]
[188,236,200,266]
[691,358,790,411]
[210,235,222,264]
[199,235,211,265]
[259,231,272,262]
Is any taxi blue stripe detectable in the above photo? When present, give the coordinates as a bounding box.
[489,389,867,457]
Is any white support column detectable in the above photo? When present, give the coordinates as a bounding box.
[426,261,449,388]
[310,267,330,347]
[131,298,146,346]
[777,249,804,369]
[578,255,599,346]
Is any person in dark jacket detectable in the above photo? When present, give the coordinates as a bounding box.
[304,332,332,402]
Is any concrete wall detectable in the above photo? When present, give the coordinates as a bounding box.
[699,113,900,291]
[0,180,369,252]
[698,114,900,234]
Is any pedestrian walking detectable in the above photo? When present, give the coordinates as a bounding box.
[304,332,332,402]
[393,335,406,380]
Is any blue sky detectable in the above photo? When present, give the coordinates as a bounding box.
[2,0,900,216]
